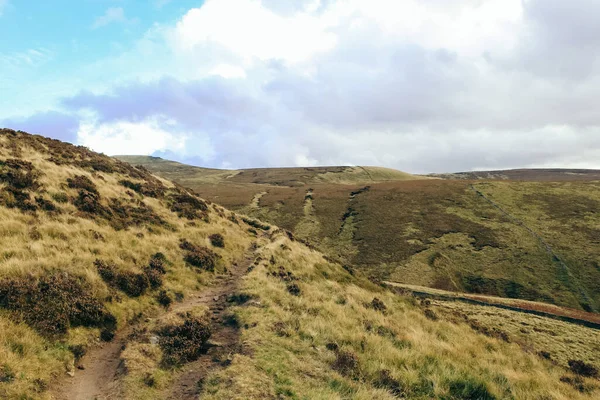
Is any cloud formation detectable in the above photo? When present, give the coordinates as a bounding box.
[0,111,79,143]
[92,7,130,30]
[10,0,600,172]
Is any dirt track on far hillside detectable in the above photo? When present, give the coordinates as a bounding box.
[51,249,257,400]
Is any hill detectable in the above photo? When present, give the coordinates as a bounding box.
[115,156,422,187]
[0,129,598,399]
[119,156,600,314]
[430,169,600,182]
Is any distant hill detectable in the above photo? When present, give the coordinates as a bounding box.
[431,168,600,181]
[118,156,600,315]
[115,155,422,187]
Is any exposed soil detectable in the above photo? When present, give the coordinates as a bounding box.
[163,253,254,400]
[50,328,128,400]
[51,249,257,400]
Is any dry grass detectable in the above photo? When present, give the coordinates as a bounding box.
[1,130,599,399]
[0,129,253,399]
[196,232,599,399]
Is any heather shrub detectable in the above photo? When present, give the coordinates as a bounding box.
[0,273,116,337]
[209,233,225,248]
[332,350,360,377]
[95,259,150,297]
[179,239,219,271]
[568,360,598,378]
[159,314,211,366]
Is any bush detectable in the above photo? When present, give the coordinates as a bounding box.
[119,179,165,198]
[156,290,173,308]
[268,266,297,282]
[0,159,40,190]
[568,360,598,378]
[0,273,115,337]
[242,217,270,231]
[370,297,387,313]
[287,283,301,296]
[95,259,150,297]
[143,253,168,288]
[179,240,219,271]
[209,233,225,248]
[159,314,211,366]
[375,369,404,397]
[170,192,208,220]
[332,350,360,377]
[67,175,98,193]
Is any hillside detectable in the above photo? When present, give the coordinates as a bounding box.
[118,157,600,314]
[0,129,599,399]
[430,169,600,182]
[115,156,421,187]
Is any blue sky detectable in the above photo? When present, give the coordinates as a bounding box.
[1,0,600,173]
[0,0,199,116]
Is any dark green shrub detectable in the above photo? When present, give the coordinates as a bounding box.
[179,240,219,271]
[0,159,40,190]
[156,290,173,308]
[287,283,301,296]
[159,314,211,366]
[370,298,387,312]
[332,350,360,377]
[374,369,404,397]
[119,179,165,198]
[143,253,168,288]
[67,175,98,194]
[209,233,225,248]
[35,196,57,212]
[170,192,208,220]
[242,217,270,231]
[1,187,37,211]
[0,273,115,337]
[568,360,598,378]
[95,259,150,297]
[268,266,297,282]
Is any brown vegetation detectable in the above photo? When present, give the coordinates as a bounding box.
[158,314,212,366]
[180,239,220,271]
[0,273,116,337]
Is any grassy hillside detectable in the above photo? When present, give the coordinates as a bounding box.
[430,169,600,182]
[119,157,600,313]
[0,130,598,399]
[115,156,421,187]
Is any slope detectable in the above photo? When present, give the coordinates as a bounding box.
[430,169,600,182]
[0,129,598,399]
[117,156,600,313]
[115,155,421,187]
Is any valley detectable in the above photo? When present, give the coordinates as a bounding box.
[0,130,597,399]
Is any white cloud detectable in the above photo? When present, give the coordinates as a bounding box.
[92,7,130,29]
[209,64,247,79]
[174,0,337,64]
[11,0,600,172]
[77,117,189,156]
[0,48,53,69]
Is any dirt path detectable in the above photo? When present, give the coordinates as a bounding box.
[51,249,257,400]
[163,252,255,400]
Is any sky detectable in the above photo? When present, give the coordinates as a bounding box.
[1,0,600,173]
